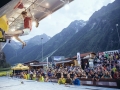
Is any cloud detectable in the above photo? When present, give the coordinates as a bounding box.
[19,0,115,41]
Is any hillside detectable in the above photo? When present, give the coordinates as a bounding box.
[52,0,120,57]
[3,34,51,64]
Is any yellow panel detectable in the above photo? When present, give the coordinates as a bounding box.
[0,15,9,38]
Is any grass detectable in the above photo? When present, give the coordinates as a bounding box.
[0,67,11,71]
[0,68,12,77]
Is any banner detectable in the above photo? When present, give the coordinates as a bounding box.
[77,52,81,65]
[53,56,65,61]
[47,57,48,68]
[103,50,119,55]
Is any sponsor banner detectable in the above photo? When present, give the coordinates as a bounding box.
[77,52,81,65]
[53,56,65,61]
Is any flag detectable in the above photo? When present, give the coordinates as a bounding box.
[47,57,48,68]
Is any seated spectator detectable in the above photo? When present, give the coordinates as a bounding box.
[39,74,44,82]
[97,71,103,78]
[58,75,66,84]
[48,71,52,78]
[90,71,95,78]
[32,72,36,80]
[81,72,87,78]
[65,74,72,85]
[56,72,61,79]
[101,71,112,79]
[41,72,45,77]
[29,70,33,80]
[44,75,49,82]
[73,75,80,86]
[113,71,120,79]
[112,66,117,72]
[63,72,67,78]
[26,72,30,80]
[87,73,92,79]
[92,73,100,81]
[77,73,82,78]
[70,72,74,79]
[23,72,27,79]
[20,72,24,79]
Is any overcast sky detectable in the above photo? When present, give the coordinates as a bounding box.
[18,0,115,41]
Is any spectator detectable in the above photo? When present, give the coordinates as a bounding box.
[90,71,95,78]
[23,71,27,79]
[44,75,49,82]
[29,70,33,80]
[58,75,66,84]
[32,71,36,80]
[70,71,74,79]
[48,71,52,78]
[81,72,87,78]
[41,72,45,77]
[92,73,100,81]
[112,66,117,72]
[63,71,67,78]
[73,75,80,85]
[26,72,30,80]
[56,72,61,79]
[97,71,103,78]
[65,74,72,85]
[87,73,92,79]
[101,71,112,79]
[113,71,120,79]
[39,74,44,82]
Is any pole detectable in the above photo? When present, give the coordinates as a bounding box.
[47,57,48,69]
[0,42,2,51]
[116,24,120,47]
[41,38,43,61]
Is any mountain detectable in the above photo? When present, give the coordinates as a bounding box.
[3,34,51,64]
[51,0,120,57]
[0,52,10,68]
[3,20,86,64]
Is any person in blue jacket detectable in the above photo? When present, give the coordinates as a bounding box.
[73,75,80,85]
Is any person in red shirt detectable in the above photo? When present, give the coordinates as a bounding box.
[4,10,36,48]
[113,71,120,79]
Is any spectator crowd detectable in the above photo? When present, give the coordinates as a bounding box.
[12,51,120,86]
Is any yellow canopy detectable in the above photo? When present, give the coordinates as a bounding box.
[12,63,29,70]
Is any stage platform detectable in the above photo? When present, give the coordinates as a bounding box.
[0,77,119,90]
